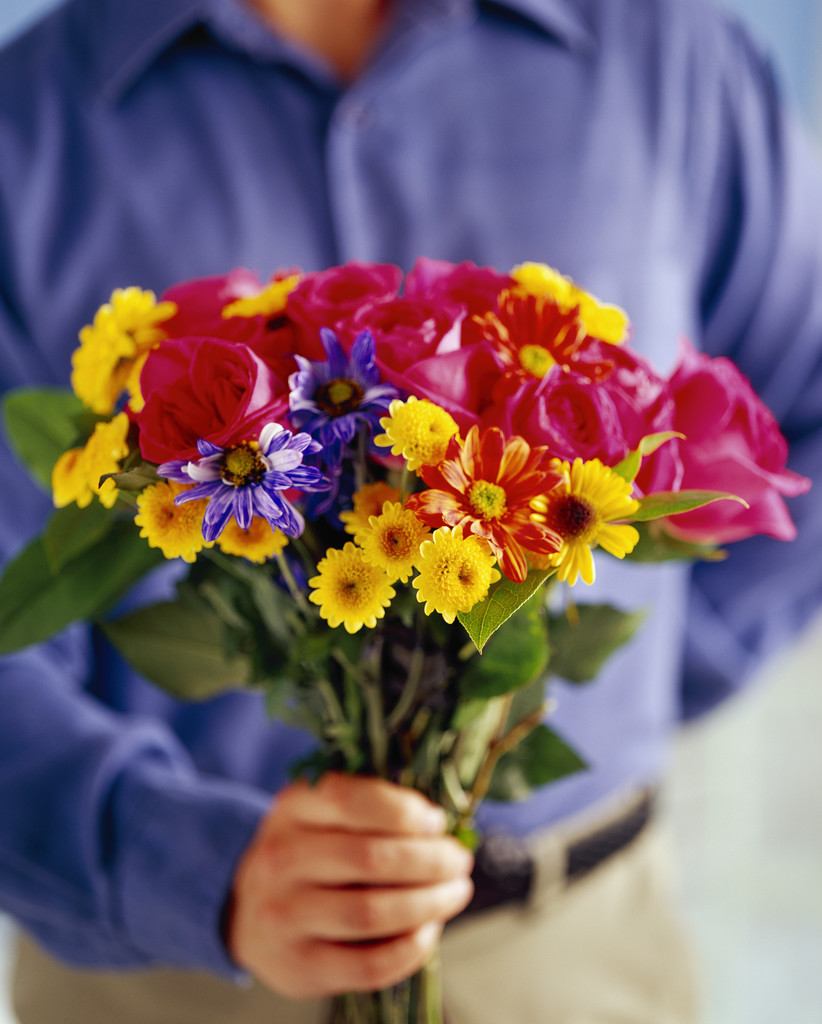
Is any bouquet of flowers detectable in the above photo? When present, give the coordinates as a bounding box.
[0,258,809,1024]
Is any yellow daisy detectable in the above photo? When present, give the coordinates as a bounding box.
[530,458,640,585]
[221,274,300,319]
[71,287,176,414]
[354,502,431,583]
[511,262,628,344]
[412,525,501,623]
[135,480,211,563]
[216,516,289,563]
[339,481,402,536]
[374,396,460,472]
[308,542,396,633]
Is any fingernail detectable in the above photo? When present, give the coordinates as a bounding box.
[457,847,475,873]
[453,877,474,902]
[417,921,441,948]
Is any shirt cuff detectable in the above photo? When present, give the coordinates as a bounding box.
[110,756,270,978]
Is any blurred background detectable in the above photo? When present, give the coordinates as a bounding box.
[0,1,820,1022]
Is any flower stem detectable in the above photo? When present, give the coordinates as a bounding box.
[385,644,425,732]
[399,464,413,503]
[355,430,368,493]
[459,704,547,829]
[275,551,312,617]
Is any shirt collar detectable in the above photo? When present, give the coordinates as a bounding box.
[90,0,207,104]
[89,0,593,104]
[482,0,594,51]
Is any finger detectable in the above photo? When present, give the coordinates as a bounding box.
[258,832,473,887]
[273,774,447,836]
[303,921,444,996]
[296,877,474,942]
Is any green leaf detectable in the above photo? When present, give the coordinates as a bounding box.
[612,432,683,483]
[2,388,90,489]
[0,521,164,654]
[546,603,645,683]
[632,489,748,522]
[457,569,554,653]
[487,724,587,801]
[104,459,160,492]
[42,501,115,572]
[459,591,549,701]
[103,601,253,701]
[626,522,728,563]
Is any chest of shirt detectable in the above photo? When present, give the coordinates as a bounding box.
[4,16,713,387]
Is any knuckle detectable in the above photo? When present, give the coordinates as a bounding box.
[262,894,299,931]
[318,772,351,815]
[260,835,300,878]
[352,837,383,876]
[347,890,383,934]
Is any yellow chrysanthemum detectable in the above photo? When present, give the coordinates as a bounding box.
[222,274,300,319]
[530,458,640,586]
[374,396,460,472]
[70,288,176,414]
[52,413,131,510]
[216,516,289,563]
[511,262,628,344]
[308,542,396,633]
[354,502,431,583]
[340,481,402,536]
[52,447,94,509]
[82,412,131,508]
[134,480,211,563]
[412,525,501,624]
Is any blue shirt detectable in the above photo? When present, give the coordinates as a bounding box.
[1,0,820,978]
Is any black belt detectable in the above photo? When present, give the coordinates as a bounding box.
[456,791,655,919]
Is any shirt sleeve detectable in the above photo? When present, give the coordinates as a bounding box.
[681,16,822,718]
[0,289,269,976]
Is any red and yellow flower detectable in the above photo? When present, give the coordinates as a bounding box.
[405,425,563,583]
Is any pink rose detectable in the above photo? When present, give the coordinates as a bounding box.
[484,372,627,464]
[383,341,503,431]
[404,258,513,319]
[334,296,463,371]
[663,339,810,543]
[136,336,290,464]
[287,262,403,354]
[483,342,679,479]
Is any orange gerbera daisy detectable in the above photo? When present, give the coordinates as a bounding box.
[405,425,563,583]
[471,290,612,383]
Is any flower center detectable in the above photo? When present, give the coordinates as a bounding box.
[518,344,555,379]
[315,377,365,416]
[381,528,409,555]
[542,494,597,539]
[468,480,508,520]
[221,442,267,487]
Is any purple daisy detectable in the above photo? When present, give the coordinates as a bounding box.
[288,328,401,454]
[158,423,331,543]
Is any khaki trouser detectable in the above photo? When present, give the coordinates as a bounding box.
[11,805,701,1024]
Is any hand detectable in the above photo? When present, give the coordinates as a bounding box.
[226,772,474,999]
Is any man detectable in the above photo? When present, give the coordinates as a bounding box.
[1,0,820,1021]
